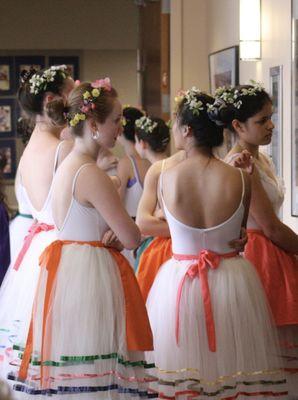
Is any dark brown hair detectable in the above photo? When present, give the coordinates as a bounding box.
[17,67,70,124]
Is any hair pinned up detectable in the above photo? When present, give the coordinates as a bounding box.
[19,68,37,86]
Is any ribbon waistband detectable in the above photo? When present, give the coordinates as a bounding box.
[13,222,54,271]
[173,250,238,353]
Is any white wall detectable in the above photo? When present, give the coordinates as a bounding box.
[170,0,297,231]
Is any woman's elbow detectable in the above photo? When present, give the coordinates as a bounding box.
[123,228,141,250]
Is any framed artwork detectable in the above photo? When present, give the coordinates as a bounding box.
[49,56,79,80]
[0,99,16,137]
[0,139,16,180]
[0,57,14,95]
[292,1,298,216]
[209,46,239,94]
[268,66,283,178]
[15,56,45,89]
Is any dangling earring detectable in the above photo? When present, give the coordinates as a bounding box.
[92,130,100,140]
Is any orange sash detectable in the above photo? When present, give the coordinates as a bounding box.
[19,240,153,387]
[137,237,172,302]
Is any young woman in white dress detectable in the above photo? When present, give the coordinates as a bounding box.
[0,66,74,382]
[220,83,298,398]
[145,88,287,399]
[9,79,156,398]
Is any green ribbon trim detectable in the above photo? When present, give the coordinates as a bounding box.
[13,345,154,369]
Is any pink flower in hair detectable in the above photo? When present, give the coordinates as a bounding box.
[74,80,81,86]
[81,105,91,113]
[91,77,112,91]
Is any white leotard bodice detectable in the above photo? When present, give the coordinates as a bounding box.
[226,152,284,230]
[160,169,245,255]
[15,174,32,215]
[19,141,64,224]
[124,156,143,218]
[55,164,109,241]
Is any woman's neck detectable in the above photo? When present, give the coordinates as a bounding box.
[123,140,138,157]
[236,140,259,158]
[185,142,213,160]
[145,150,167,164]
[72,138,99,161]
[97,145,114,161]
[34,118,62,139]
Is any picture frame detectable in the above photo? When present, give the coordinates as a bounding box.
[209,46,239,94]
[0,57,14,95]
[268,66,283,178]
[0,139,16,180]
[49,56,79,80]
[0,99,16,137]
[15,56,45,89]
[291,1,298,216]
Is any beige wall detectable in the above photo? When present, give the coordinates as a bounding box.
[170,0,297,231]
[0,0,138,50]
[1,1,139,207]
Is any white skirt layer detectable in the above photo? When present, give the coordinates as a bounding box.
[145,256,287,399]
[9,215,33,264]
[0,228,57,382]
[278,325,298,399]
[9,244,156,399]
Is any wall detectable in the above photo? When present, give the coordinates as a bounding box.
[170,0,297,231]
[1,0,139,207]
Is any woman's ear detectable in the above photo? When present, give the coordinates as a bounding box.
[44,94,55,105]
[231,119,245,135]
[182,125,192,138]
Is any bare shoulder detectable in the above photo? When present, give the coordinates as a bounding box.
[117,155,133,172]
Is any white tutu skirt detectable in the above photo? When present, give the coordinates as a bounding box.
[278,325,298,399]
[145,255,288,399]
[9,215,33,264]
[8,243,156,399]
[0,228,57,382]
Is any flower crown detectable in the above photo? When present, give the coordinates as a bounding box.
[29,65,68,95]
[214,80,264,110]
[135,116,158,134]
[68,78,112,127]
[174,86,204,116]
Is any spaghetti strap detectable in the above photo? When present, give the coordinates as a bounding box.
[52,141,66,176]
[129,156,142,187]
[71,163,94,196]
[239,169,245,203]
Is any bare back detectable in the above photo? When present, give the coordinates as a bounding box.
[19,128,72,212]
[161,157,250,230]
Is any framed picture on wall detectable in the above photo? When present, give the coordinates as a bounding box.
[0,57,14,95]
[291,2,298,217]
[0,139,16,180]
[268,66,283,178]
[0,99,16,137]
[15,56,45,89]
[209,46,239,94]
[49,56,79,80]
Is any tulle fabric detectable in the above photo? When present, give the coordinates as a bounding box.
[9,243,157,399]
[0,228,56,381]
[145,256,287,399]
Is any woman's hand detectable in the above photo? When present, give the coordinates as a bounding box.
[232,150,254,175]
[228,227,248,252]
[102,229,124,251]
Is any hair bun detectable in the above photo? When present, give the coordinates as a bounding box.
[20,68,37,86]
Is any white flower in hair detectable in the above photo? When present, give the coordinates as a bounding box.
[175,86,205,116]
[29,65,67,94]
[135,116,158,134]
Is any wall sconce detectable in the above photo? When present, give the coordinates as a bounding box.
[240,0,261,60]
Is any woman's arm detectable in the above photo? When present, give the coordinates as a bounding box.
[79,164,141,250]
[136,162,170,237]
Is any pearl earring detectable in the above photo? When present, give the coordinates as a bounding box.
[92,130,100,140]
